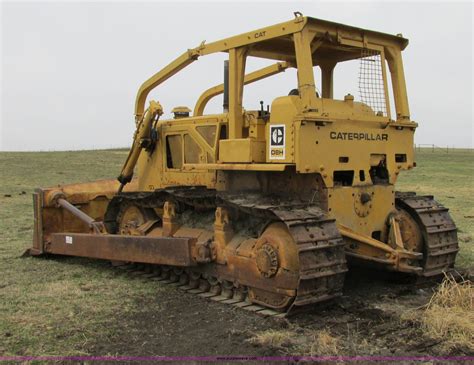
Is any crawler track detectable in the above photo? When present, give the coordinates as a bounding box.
[105,188,347,316]
[111,262,290,318]
[104,190,456,316]
[220,193,347,312]
[396,192,459,277]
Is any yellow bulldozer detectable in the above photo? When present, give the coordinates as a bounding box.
[28,14,459,315]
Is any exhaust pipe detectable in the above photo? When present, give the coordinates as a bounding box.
[223,60,229,112]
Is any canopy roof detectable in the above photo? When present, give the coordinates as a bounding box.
[135,16,409,116]
[202,16,409,63]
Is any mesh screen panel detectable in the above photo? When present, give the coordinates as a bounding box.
[358,49,387,116]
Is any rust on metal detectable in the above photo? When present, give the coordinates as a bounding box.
[55,198,105,234]
[28,15,460,316]
[48,233,197,267]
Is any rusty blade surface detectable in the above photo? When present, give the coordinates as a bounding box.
[49,233,197,267]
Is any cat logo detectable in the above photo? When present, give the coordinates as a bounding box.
[271,127,284,146]
[269,125,285,160]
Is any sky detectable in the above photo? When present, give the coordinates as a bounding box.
[1,1,473,151]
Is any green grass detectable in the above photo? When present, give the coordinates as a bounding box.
[0,148,472,356]
[0,150,164,356]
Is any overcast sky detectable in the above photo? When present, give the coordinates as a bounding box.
[1,1,472,151]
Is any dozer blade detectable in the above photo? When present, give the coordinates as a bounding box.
[29,178,138,256]
[29,179,199,267]
[48,233,197,267]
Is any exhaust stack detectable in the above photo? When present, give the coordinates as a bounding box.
[223,60,229,112]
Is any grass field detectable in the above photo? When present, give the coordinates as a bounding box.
[0,148,472,357]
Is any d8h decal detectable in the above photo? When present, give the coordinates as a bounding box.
[269,125,285,160]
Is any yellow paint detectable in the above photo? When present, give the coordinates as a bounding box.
[47,15,422,271]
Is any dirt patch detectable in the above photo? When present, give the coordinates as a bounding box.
[88,266,473,358]
[90,276,276,356]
